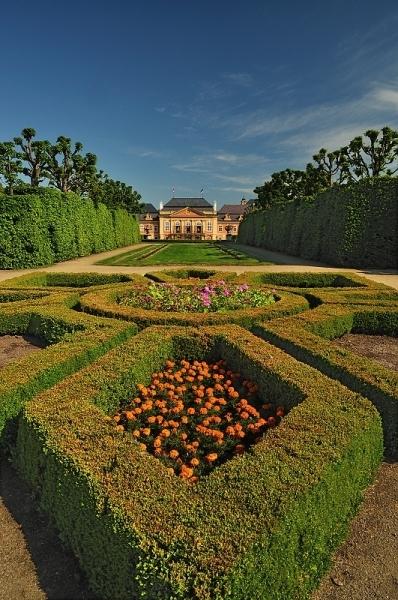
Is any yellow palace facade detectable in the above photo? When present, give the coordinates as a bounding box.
[139,197,250,241]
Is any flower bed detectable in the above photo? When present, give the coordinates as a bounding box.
[80,283,308,327]
[119,281,275,313]
[112,358,284,480]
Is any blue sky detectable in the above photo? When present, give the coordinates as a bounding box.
[2,1,398,208]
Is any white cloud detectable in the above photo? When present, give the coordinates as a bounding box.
[223,72,253,87]
[373,87,398,109]
[214,186,254,194]
[214,174,257,185]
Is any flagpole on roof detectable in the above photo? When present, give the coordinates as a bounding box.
[200,187,204,198]
[172,186,175,198]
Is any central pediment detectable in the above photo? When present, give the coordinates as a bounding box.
[163,207,208,218]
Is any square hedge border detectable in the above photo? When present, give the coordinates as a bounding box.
[0,290,138,444]
[253,303,398,457]
[16,325,382,600]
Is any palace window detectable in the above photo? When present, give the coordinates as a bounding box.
[175,221,181,233]
[218,225,223,232]
[164,222,170,231]
[207,221,212,231]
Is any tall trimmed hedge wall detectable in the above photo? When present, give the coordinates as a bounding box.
[238,178,398,268]
[0,189,140,268]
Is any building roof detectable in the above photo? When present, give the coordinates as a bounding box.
[163,197,213,209]
[139,203,159,221]
[218,204,246,215]
[142,203,158,213]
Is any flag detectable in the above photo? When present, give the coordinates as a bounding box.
[172,186,175,195]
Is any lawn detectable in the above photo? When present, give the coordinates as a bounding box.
[96,242,272,266]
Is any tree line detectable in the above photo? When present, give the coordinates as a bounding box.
[254,126,398,209]
[0,128,142,213]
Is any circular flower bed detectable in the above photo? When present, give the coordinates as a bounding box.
[119,281,275,312]
[111,358,285,481]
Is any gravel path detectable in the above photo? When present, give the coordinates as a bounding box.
[0,243,397,289]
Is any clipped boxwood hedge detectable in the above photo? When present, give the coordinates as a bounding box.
[15,325,382,600]
[78,284,309,328]
[0,189,141,269]
[0,291,138,445]
[238,177,398,268]
[1,271,136,289]
[243,272,369,289]
[145,269,226,283]
[253,303,398,456]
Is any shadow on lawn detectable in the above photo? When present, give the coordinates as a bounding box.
[0,457,98,600]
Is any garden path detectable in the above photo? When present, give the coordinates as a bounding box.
[0,242,397,289]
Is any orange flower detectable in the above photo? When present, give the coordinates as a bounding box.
[187,407,196,415]
[190,458,200,466]
[180,465,194,479]
[205,453,218,463]
[141,428,151,436]
[115,424,124,432]
[160,428,171,438]
[169,449,179,459]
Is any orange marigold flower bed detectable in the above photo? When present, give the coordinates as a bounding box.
[112,359,285,480]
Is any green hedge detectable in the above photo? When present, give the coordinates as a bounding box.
[238,178,398,268]
[1,271,134,289]
[0,188,140,268]
[253,303,398,457]
[15,325,382,599]
[0,291,138,445]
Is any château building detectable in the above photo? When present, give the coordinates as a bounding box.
[139,197,250,240]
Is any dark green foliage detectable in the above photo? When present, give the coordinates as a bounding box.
[0,189,140,268]
[1,272,132,288]
[255,273,365,288]
[239,178,398,268]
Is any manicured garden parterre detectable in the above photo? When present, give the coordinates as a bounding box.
[96,241,273,266]
[0,269,397,599]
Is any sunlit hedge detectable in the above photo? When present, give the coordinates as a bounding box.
[239,178,398,268]
[0,188,140,268]
[16,325,382,599]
